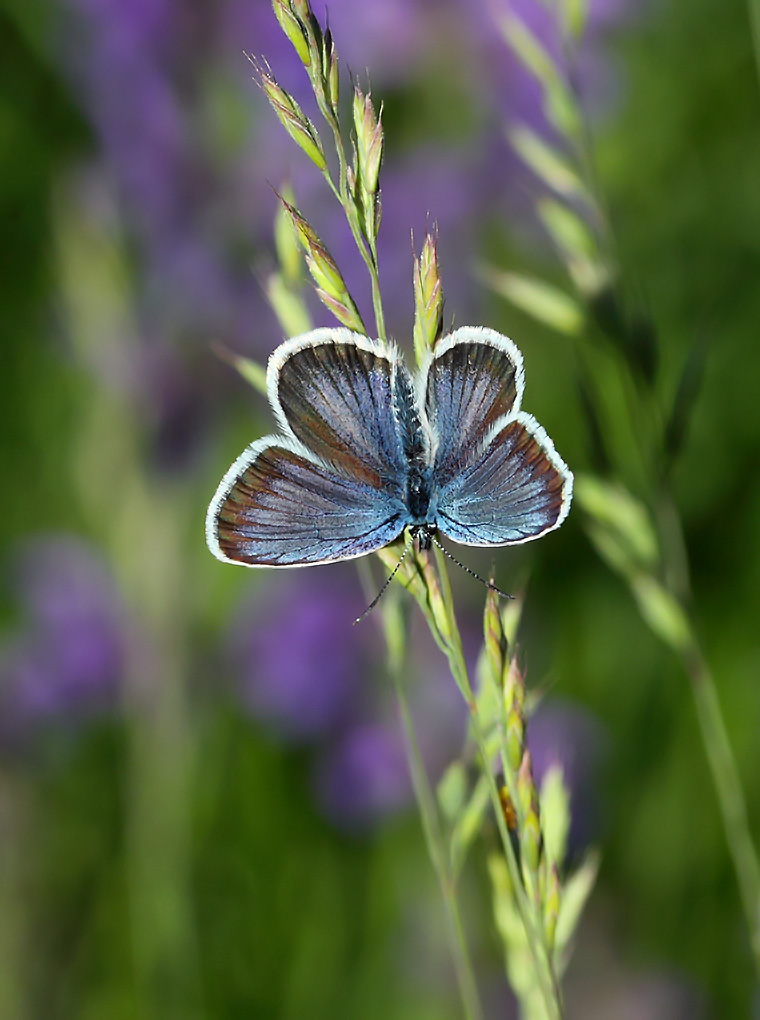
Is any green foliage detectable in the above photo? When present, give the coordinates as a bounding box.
[478,266,584,336]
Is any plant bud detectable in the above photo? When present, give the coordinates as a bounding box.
[483,585,507,688]
[413,231,444,362]
[258,66,327,171]
[544,863,561,951]
[271,0,311,66]
[314,287,365,333]
[353,88,384,195]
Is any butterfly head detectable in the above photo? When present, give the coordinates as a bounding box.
[410,522,436,552]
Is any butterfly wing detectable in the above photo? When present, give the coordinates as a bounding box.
[207,328,419,567]
[270,328,415,488]
[206,437,408,567]
[435,413,573,546]
[424,328,571,545]
[421,327,524,479]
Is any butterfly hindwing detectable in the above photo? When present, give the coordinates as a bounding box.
[435,413,573,546]
[206,437,408,567]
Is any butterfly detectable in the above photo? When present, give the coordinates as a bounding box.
[206,326,573,569]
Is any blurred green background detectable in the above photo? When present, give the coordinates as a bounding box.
[1,0,760,1017]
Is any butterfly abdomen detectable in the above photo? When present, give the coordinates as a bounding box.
[406,464,438,527]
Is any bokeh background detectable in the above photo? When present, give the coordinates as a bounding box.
[2,0,760,1017]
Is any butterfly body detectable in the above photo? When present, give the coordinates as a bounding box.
[388,380,437,543]
[206,327,573,569]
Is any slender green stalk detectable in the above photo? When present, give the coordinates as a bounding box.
[654,489,760,959]
[528,12,760,978]
[748,0,760,88]
[343,122,475,1009]
[321,113,386,339]
[57,191,203,1019]
[683,640,760,971]
[381,597,485,1020]
[492,705,564,1019]
[365,229,387,341]
[653,492,760,950]
[430,548,563,1020]
[0,777,24,1019]
[472,716,562,1020]
[459,682,562,1020]
[378,541,564,1016]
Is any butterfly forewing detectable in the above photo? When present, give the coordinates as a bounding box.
[423,328,524,480]
[272,330,412,489]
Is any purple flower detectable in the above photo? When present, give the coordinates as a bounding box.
[53,0,633,486]
[62,0,187,236]
[462,0,631,128]
[0,535,127,747]
[228,568,376,741]
[527,697,606,852]
[440,0,632,247]
[227,566,417,828]
[227,570,476,828]
[222,0,428,91]
[55,0,631,351]
[58,0,278,362]
[228,567,409,830]
[316,721,411,828]
[311,614,476,830]
[329,146,485,342]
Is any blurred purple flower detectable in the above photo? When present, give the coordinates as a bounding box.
[228,575,483,831]
[450,0,631,248]
[528,697,606,853]
[312,613,477,830]
[227,567,417,828]
[58,0,275,365]
[316,721,411,828]
[309,0,427,81]
[53,0,631,483]
[465,0,630,128]
[222,0,428,93]
[55,0,632,348]
[228,573,605,838]
[228,568,375,741]
[63,0,187,238]
[0,536,127,747]
[315,146,485,342]
[229,569,404,828]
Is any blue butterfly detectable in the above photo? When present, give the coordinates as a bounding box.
[206,326,573,568]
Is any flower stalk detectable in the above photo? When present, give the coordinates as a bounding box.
[256,4,590,1016]
[265,0,386,338]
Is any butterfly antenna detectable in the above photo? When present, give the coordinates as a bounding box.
[429,535,513,600]
[354,535,414,625]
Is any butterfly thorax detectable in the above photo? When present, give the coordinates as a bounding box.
[395,367,439,547]
[405,464,438,546]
